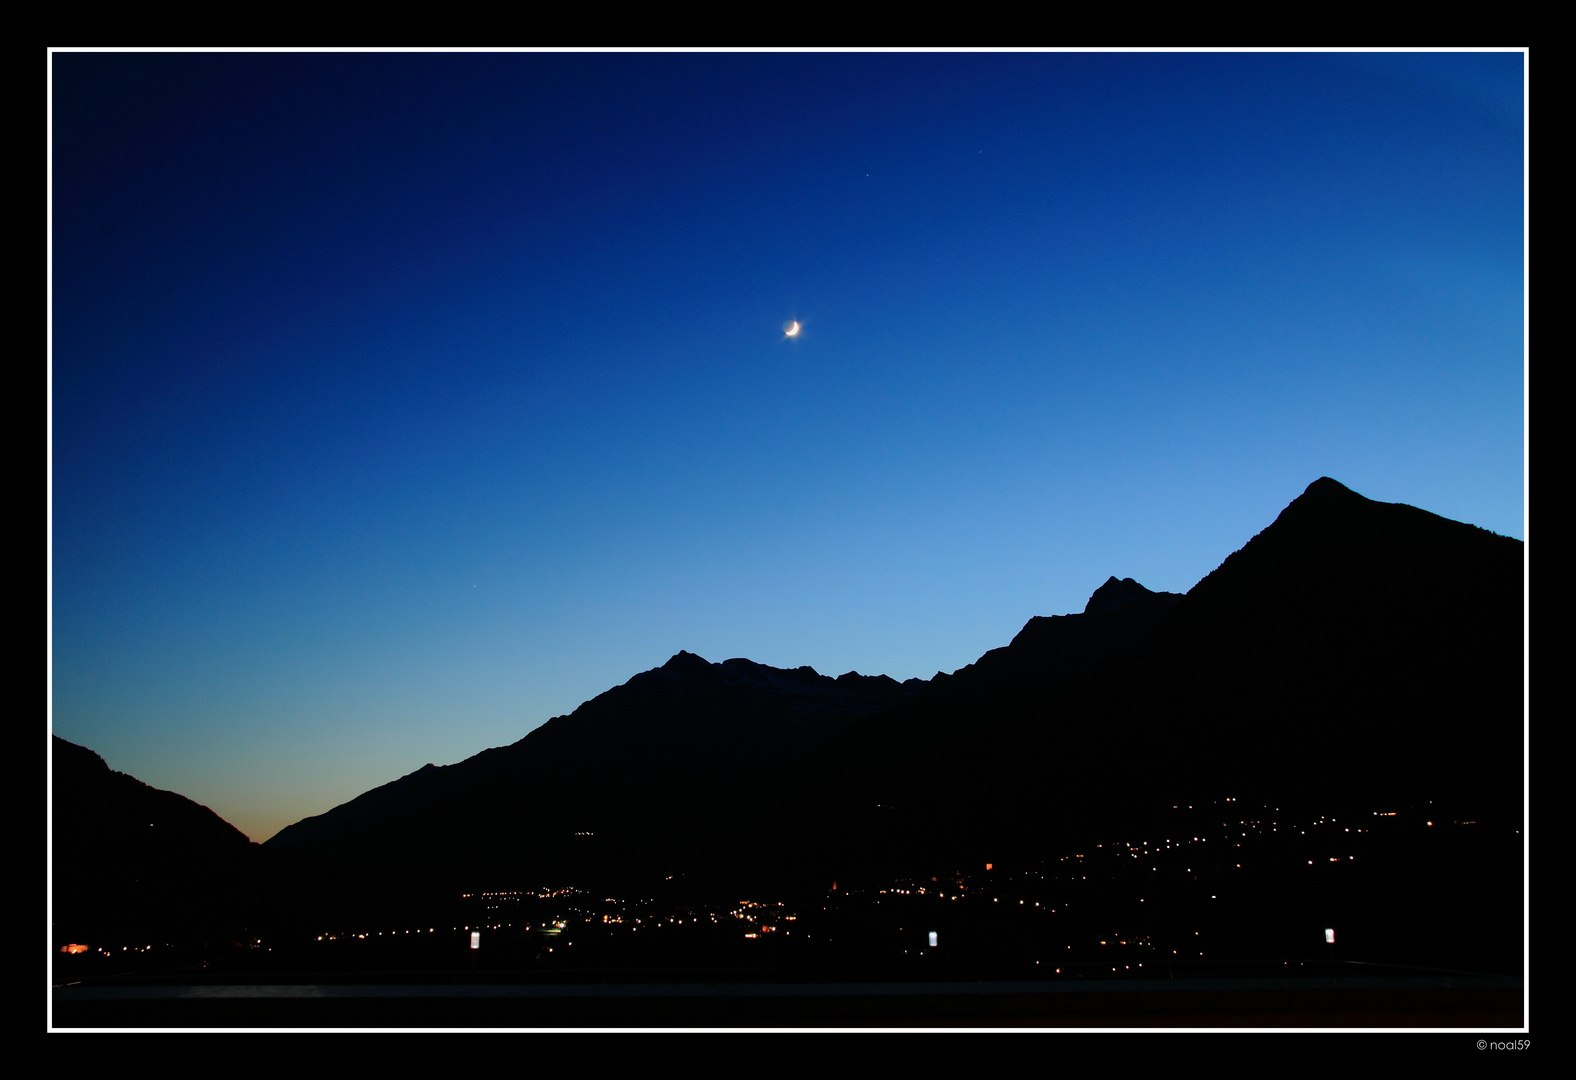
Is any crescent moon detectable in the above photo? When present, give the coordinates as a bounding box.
[784,320,801,337]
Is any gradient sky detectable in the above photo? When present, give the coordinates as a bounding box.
[49,50,1526,843]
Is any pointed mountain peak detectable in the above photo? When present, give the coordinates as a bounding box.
[1300,476,1362,501]
[1179,475,1519,620]
[1246,477,1374,541]
[663,650,712,671]
[1084,576,1155,614]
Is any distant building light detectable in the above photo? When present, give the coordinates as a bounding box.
[929,932,938,947]
[470,932,480,950]
[1325,928,1335,944]
[985,863,993,871]
[61,943,88,954]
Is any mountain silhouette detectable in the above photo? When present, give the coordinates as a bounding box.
[756,477,1524,883]
[78,477,1519,920]
[51,736,257,941]
[1124,476,1523,807]
[262,650,922,905]
[260,572,1195,900]
[50,476,1525,994]
[930,575,1183,694]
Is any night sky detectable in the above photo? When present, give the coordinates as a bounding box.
[49,51,1525,843]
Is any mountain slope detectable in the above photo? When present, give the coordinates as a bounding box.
[1126,476,1523,805]
[740,477,1524,879]
[51,736,258,941]
[261,477,1524,897]
[263,653,920,891]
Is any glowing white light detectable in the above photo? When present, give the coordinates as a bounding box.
[470,931,480,950]
[1325,928,1335,944]
[784,320,801,337]
[928,931,938,947]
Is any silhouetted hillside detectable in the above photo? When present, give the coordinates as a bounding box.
[1124,477,1523,809]
[941,576,1183,691]
[236,477,1522,918]
[51,736,258,942]
[760,478,1522,883]
[261,653,921,909]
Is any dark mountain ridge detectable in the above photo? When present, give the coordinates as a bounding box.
[58,477,1523,929]
[51,736,257,941]
[1124,476,1523,806]
[768,477,1523,875]
[933,575,1183,693]
[259,477,1523,905]
[261,650,923,899]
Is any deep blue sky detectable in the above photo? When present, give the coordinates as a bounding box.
[49,51,1526,842]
